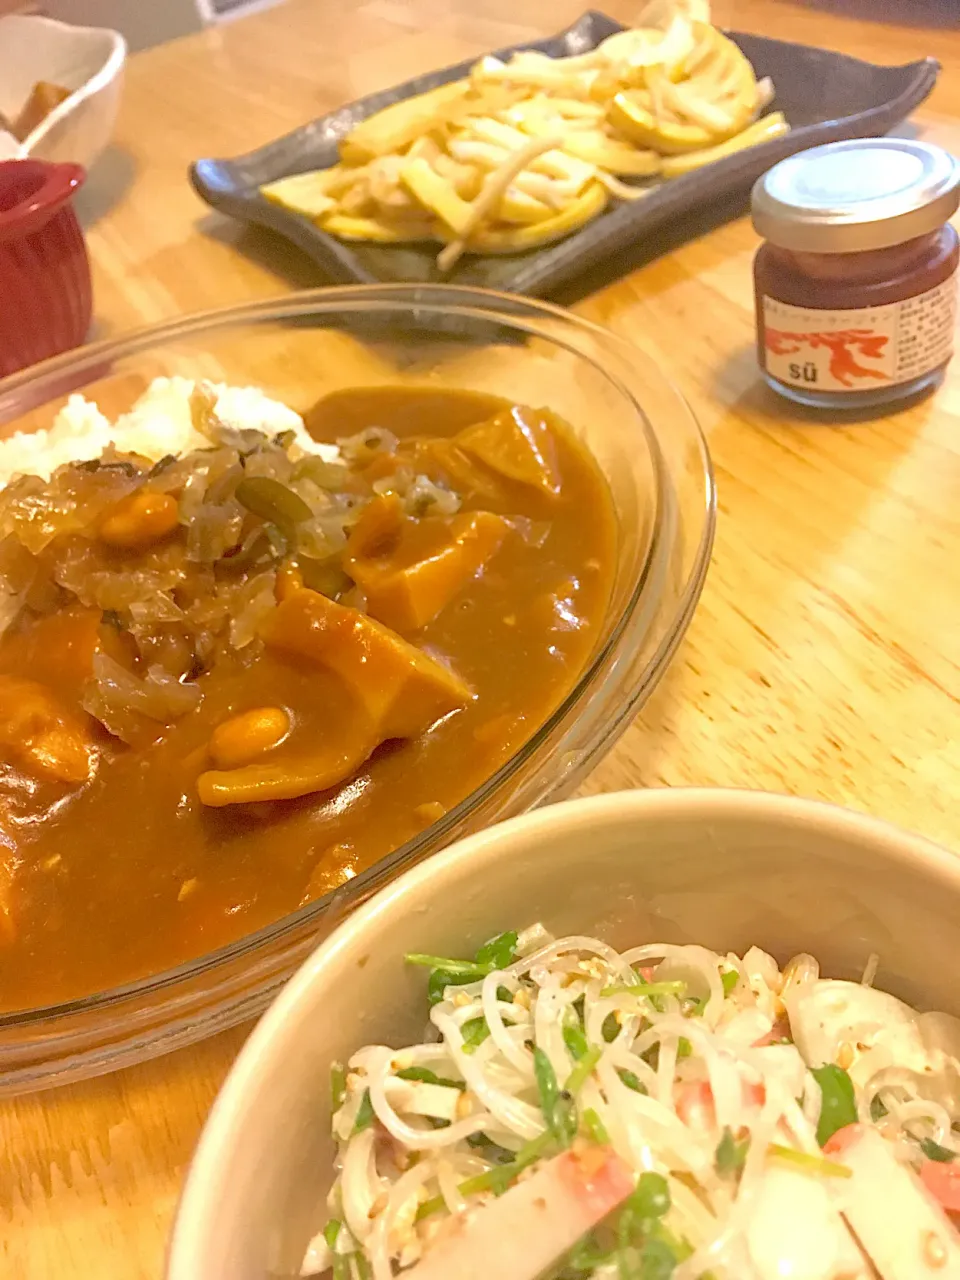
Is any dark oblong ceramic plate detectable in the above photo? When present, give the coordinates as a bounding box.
[190,11,939,299]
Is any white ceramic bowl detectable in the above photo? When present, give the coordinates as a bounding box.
[167,788,960,1279]
[0,15,125,168]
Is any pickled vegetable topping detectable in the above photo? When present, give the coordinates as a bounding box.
[0,387,474,757]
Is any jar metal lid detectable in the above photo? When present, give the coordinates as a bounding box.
[751,138,960,254]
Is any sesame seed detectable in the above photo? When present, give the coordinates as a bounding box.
[923,1229,948,1269]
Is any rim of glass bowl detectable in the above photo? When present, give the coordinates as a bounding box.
[0,284,715,1090]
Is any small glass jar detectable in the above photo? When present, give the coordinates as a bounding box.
[752,138,960,409]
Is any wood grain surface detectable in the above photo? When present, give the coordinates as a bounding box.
[3,0,960,1275]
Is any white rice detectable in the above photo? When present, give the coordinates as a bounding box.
[0,376,337,487]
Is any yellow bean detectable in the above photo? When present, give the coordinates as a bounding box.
[209,706,291,771]
[414,800,446,826]
[99,491,180,550]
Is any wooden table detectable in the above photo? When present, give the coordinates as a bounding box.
[4,0,959,1274]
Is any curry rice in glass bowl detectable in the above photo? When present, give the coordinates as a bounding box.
[0,285,714,1091]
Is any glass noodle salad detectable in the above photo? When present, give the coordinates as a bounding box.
[304,926,960,1280]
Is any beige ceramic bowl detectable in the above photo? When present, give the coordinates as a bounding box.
[167,788,960,1280]
[0,16,125,167]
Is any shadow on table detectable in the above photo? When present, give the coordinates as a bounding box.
[786,0,960,27]
[554,191,752,309]
[196,211,339,291]
[74,146,138,229]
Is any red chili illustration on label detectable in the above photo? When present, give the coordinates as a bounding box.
[766,328,889,386]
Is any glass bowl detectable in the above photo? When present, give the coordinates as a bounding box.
[0,284,714,1092]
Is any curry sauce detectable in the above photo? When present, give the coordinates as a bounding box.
[0,386,615,1010]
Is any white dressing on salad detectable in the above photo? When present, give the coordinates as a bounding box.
[784,979,932,1087]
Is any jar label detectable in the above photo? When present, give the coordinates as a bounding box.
[762,272,957,393]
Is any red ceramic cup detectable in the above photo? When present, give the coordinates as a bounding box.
[0,159,92,379]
